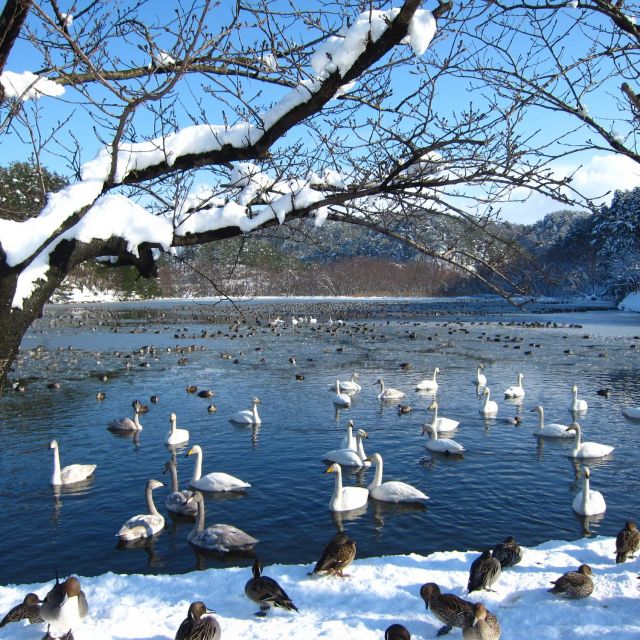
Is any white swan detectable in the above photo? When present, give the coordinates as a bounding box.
[117,479,165,541]
[333,380,352,408]
[375,378,406,400]
[569,385,588,413]
[479,387,499,417]
[229,397,261,425]
[187,444,251,492]
[325,462,369,512]
[572,466,606,516]
[416,367,439,392]
[331,373,361,393]
[475,364,487,387]
[340,419,357,450]
[323,429,370,467]
[186,491,258,552]
[49,439,96,486]
[566,423,614,459]
[623,407,640,420]
[165,412,189,445]
[424,422,465,454]
[107,400,143,433]
[368,453,429,503]
[163,460,197,516]
[530,405,572,438]
[425,401,460,432]
[504,373,525,398]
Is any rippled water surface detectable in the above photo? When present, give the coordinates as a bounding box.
[1,297,639,584]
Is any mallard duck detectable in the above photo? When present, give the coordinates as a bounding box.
[117,479,165,541]
[163,460,196,517]
[419,582,474,636]
[491,536,523,568]
[467,550,501,593]
[175,601,221,640]
[462,603,501,640]
[615,520,640,563]
[548,564,593,598]
[40,576,88,631]
[244,558,299,616]
[385,623,411,639]
[311,531,356,577]
[49,440,96,486]
[0,593,43,628]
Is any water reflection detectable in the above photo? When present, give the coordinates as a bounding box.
[370,499,427,531]
[116,533,164,568]
[331,504,368,531]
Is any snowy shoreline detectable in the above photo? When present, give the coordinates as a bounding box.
[1,536,639,639]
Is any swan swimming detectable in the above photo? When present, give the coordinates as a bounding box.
[368,452,429,503]
[49,439,96,486]
[165,412,189,445]
[340,419,357,451]
[416,367,440,392]
[572,466,606,516]
[425,401,460,432]
[186,444,251,492]
[186,491,258,552]
[569,385,588,413]
[504,373,525,399]
[163,460,197,516]
[479,387,499,417]
[117,478,165,541]
[424,421,465,454]
[623,407,640,420]
[375,378,406,401]
[333,380,352,408]
[107,399,143,433]
[323,429,370,467]
[530,405,572,438]
[475,365,487,387]
[229,397,262,425]
[325,462,369,512]
[331,373,361,393]
[565,423,614,459]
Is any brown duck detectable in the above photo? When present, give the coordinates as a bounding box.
[491,536,523,568]
[420,582,474,636]
[467,550,501,593]
[615,520,640,563]
[174,601,221,640]
[311,531,356,577]
[244,558,299,616]
[548,564,594,598]
[385,623,411,639]
[462,603,501,640]
[0,593,43,628]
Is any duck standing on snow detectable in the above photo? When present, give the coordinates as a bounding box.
[40,575,88,631]
[0,593,43,628]
[174,601,221,640]
[311,531,356,577]
[462,602,501,640]
[467,550,501,593]
[548,564,593,598]
[615,520,640,563]
[244,558,299,616]
[491,536,523,568]
[419,582,474,637]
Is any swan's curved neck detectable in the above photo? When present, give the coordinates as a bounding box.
[146,484,160,516]
[170,416,177,435]
[573,427,582,449]
[252,403,260,422]
[346,423,354,447]
[191,449,203,482]
[581,474,590,512]
[432,369,438,382]
[332,467,343,505]
[431,404,439,425]
[430,424,439,441]
[336,380,341,394]
[371,456,383,489]
[168,463,179,493]
[356,434,367,461]
[51,445,62,484]
[537,407,544,429]
[482,389,491,409]
[134,412,142,429]
[194,498,205,533]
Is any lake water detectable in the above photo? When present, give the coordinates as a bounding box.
[1,296,639,585]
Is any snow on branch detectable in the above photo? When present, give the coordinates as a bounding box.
[0,70,66,100]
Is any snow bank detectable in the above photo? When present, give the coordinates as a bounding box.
[618,291,640,313]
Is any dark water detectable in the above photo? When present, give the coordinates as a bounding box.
[1,297,639,585]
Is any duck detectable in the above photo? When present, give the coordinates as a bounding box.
[572,466,606,516]
[325,462,369,511]
[174,601,221,640]
[622,406,640,420]
[323,429,370,467]
[229,397,261,425]
[311,531,356,577]
[42,625,74,640]
[40,575,88,631]
[186,444,251,492]
[615,520,640,563]
[479,387,498,417]
[49,440,96,486]
[385,624,411,640]
[244,558,299,616]
[331,373,361,392]
[530,405,572,438]
[416,367,440,392]
[474,364,487,387]
[165,413,189,446]
[548,564,593,598]
[163,460,196,516]
[333,380,352,408]
[0,593,43,628]
[367,452,429,503]
[397,403,412,415]
[569,385,588,413]
[467,549,501,593]
[565,423,614,459]
[491,536,523,568]
[423,421,465,455]
[117,478,165,541]
[185,491,258,552]
[375,378,406,401]
[504,373,525,399]
[425,401,460,432]
[107,399,143,433]
[419,582,474,637]
[462,603,501,640]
